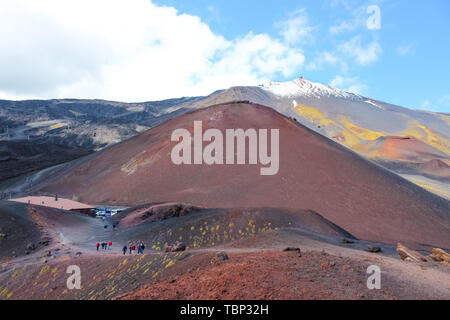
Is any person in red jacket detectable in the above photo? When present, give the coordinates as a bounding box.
[108,241,112,250]
[130,244,136,254]
[96,242,100,251]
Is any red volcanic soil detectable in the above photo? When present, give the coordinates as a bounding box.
[120,250,450,300]
[121,250,397,300]
[35,102,450,250]
[419,159,450,180]
[367,136,449,163]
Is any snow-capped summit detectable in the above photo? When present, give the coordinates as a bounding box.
[259,77,361,100]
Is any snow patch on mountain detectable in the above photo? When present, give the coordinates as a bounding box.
[259,78,362,101]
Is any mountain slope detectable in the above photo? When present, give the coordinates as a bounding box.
[0,97,200,180]
[172,78,450,197]
[29,102,450,249]
[1,77,448,197]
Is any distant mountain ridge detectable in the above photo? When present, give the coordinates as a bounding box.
[0,77,448,198]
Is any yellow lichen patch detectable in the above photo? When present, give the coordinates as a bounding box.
[39,265,50,277]
[119,259,128,267]
[138,254,147,261]
[339,115,386,141]
[294,103,336,126]
[49,123,67,130]
[0,288,8,296]
[400,122,450,155]
[332,128,360,147]
[165,261,175,268]
[11,270,20,279]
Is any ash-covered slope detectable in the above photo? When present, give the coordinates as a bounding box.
[174,78,450,197]
[0,97,201,181]
[31,102,449,249]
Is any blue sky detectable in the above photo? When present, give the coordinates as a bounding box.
[0,0,448,112]
[153,0,450,112]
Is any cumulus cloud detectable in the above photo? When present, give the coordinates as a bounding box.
[276,9,315,45]
[339,36,382,66]
[306,51,348,72]
[0,0,306,101]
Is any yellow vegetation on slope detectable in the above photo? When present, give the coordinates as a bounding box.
[400,122,450,155]
[49,123,67,130]
[293,103,336,127]
[339,115,386,141]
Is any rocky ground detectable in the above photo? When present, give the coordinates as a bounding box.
[0,202,448,300]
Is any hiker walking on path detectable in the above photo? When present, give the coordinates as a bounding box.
[122,245,127,255]
[137,243,141,254]
[108,241,112,250]
[96,242,100,251]
[136,242,145,254]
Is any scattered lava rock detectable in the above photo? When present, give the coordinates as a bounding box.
[165,242,186,252]
[367,246,382,253]
[283,247,302,257]
[397,243,427,262]
[39,237,51,246]
[429,248,450,266]
[26,242,36,251]
[341,238,354,244]
[216,252,229,261]
[0,233,7,239]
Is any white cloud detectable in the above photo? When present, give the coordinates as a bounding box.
[329,20,358,35]
[328,4,366,35]
[421,100,431,109]
[0,0,305,101]
[418,95,450,112]
[306,51,347,72]
[438,94,450,105]
[330,75,367,95]
[396,44,414,56]
[276,9,314,45]
[339,36,382,66]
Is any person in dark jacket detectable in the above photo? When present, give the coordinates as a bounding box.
[122,245,127,255]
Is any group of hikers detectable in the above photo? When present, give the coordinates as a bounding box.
[95,241,146,255]
[96,241,112,250]
[122,242,146,255]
